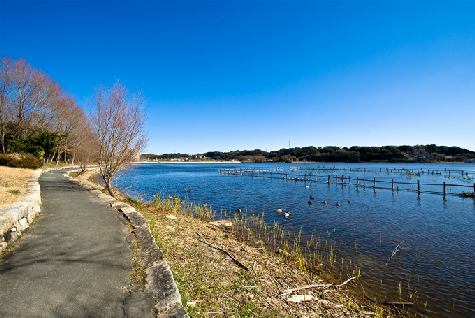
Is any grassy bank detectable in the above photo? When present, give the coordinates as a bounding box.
[0,166,37,209]
[75,169,405,317]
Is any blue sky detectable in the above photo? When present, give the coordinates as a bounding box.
[1,0,474,154]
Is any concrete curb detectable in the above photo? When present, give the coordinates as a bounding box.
[0,169,43,251]
[68,169,189,318]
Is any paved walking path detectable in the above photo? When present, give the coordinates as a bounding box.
[0,169,134,317]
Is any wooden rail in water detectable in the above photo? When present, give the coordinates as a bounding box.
[218,168,475,200]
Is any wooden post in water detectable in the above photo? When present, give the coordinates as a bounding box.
[392,179,394,192]
[473,183,475,194]
[417,180,420,198]
[328,175,331,185]
[443,182,446,201]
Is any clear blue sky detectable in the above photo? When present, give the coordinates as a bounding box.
[1,0,474,154]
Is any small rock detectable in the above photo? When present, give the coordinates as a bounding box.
[186,301,196,307]
[166,215,177,220]
[288,294,314,302]
[254,240,264,246]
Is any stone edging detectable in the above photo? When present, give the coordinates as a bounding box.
[67,169,189,318]
[0,169,43,252]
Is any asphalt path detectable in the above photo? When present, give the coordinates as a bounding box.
[0,169,134,317]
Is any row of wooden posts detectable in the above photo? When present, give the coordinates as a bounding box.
[218,168,475,200]
[290,166,472,176]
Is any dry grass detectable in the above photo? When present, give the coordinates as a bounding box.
[72,168,106,192]
[0,166,36,209]
[133,203,398,318]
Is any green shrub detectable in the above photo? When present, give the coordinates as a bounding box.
[0,153,43,169]
[19,153,43,169]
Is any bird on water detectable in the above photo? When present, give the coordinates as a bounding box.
[236,207,242,213]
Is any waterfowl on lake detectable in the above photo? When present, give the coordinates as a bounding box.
[308,200,312,205]
[284,212,291,218]
[203,203,207,207]
[336,202,340,206]
[276,208,283,213]
[236,207,242,213]
[188,190,193,193]
[348,200,351,204]
[310,196,315,200]
[323,200,328,204]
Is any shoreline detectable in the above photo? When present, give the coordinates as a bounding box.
[73,167,405,317]
[135,160,474,165]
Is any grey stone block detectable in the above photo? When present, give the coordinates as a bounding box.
[145,262,182,313]
[123,292,155,318]
[91,189,103,195]
[16,218,28,231]
[0,202,32,222]
[112,202,131,210]
[0,214,13,237]
[125,211,148,228]
[119,206,136,214]
[18,192,42,204]
[133,227,164,266]
[26,185,40,193]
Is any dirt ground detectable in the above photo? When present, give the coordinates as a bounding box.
[0,166,36,209]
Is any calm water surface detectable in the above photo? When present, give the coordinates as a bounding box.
[117,163,475,317]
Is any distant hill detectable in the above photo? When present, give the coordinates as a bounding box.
[141,144,475,163]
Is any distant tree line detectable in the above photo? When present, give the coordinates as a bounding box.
[144,144,475,163]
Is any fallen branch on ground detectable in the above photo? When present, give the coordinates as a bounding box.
[280,276,358,296]
[195,231,248,270]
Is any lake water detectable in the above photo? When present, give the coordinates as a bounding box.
[117,162,475,317]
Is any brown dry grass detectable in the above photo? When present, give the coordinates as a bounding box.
[134,203,400,318]
[0,166,36,209]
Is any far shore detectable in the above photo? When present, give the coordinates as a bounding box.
[134,160,241,164]
[134,160,474,165]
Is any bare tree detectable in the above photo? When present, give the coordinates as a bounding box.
[90,81,147,197]
[0,57,13,153]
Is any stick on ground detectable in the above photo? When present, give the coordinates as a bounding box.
[195,231,248,271]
